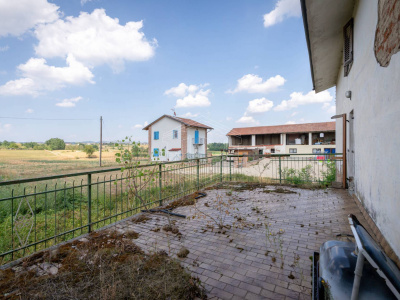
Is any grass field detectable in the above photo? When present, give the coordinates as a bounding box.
[0,148,147,181]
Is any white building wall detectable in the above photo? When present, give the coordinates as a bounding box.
[150,117,182,161]
[335,0,400,257]
[186,127,207,156]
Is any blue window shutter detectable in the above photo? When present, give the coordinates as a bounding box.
[154,148,159,157]
[195,130,199,144]
[154,131,159,140]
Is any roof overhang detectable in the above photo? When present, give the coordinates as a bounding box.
[301,0,355,93]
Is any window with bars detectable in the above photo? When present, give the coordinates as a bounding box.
[172,130,178,139]
[343,18,354,77]
[289,148,297,154]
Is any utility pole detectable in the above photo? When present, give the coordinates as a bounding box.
[99,116,103,167]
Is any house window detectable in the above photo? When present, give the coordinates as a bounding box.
[154,131,159,140]
[172,130,178,139]
[271,149,275,153]
[343,18,354,77]
[313,148,322,154]
[289,148,297,154]
[153,148,159,157]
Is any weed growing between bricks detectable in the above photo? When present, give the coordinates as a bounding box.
[0,230,207,300]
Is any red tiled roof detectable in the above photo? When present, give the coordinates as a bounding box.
[227,122,335,136]
[143,115,213,130]
[168,148,181,151]
[175,117,213,129]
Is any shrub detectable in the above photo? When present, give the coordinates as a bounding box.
[45,138,66,150]
[282,165,313,185]
[84,145,95,157]
[321,159,336,185]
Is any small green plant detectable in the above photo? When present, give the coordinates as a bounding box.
[282,165,313,185]
[321,159,336,185]
[115,137,160,210]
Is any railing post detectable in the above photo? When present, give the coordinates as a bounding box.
[279,155,282,184]
[158,163,162,206]
[229,156,232,181]
[220,155,223,182]
[87,173,92,233]
[196,158,200,190]
[11,189,14,260]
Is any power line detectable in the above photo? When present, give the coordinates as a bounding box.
[0,116,95,121]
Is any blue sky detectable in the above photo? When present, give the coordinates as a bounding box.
[0,0,335,143]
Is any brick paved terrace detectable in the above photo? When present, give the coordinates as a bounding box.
[1,183,374,299]
[111,183,373,300]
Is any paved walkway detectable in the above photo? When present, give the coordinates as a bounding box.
[112,184,372,300]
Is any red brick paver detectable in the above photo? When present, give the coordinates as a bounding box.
[115,185,373,300]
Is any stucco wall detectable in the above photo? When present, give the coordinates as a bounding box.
[285,145,336,155]
[187,127,207,156]
[335,0,400,258]
[149,117,182,161]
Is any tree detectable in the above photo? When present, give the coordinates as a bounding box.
[33,144,46,150]
[24,142,38,149]
[45,138,66,150]
[9,142,19,149]
[2,140,10,148]
[207,143,228,151]
[84,145,95,157]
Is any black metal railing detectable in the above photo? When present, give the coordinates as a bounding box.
[0,153,342,264]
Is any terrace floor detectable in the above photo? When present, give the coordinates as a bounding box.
[111,183,373,300]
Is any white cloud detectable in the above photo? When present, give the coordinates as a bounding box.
[81,0,94,5]
[227,74,285,94]
[34,9,157,72]
[56,96,83,107]
[226,117,232,121]
[176,92,211,108]
[285,121,296,125]
[246,97,274,114]
[235,98,273,127]
[180,112,199,118]
[0,123,12,133]
[290,111,299,117]
[166,83,211,108]
[133,121,148,129]
[274,90,333,111]
[236,115,259,125]
[322,102,336,114]
[0,55,94,96]
[0,0,59,37]
[165,83,208,98]
[26,108,34,113]
[263,0,301,28]
[0,46,9,52]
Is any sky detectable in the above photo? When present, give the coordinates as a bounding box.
[0,0,336,143]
